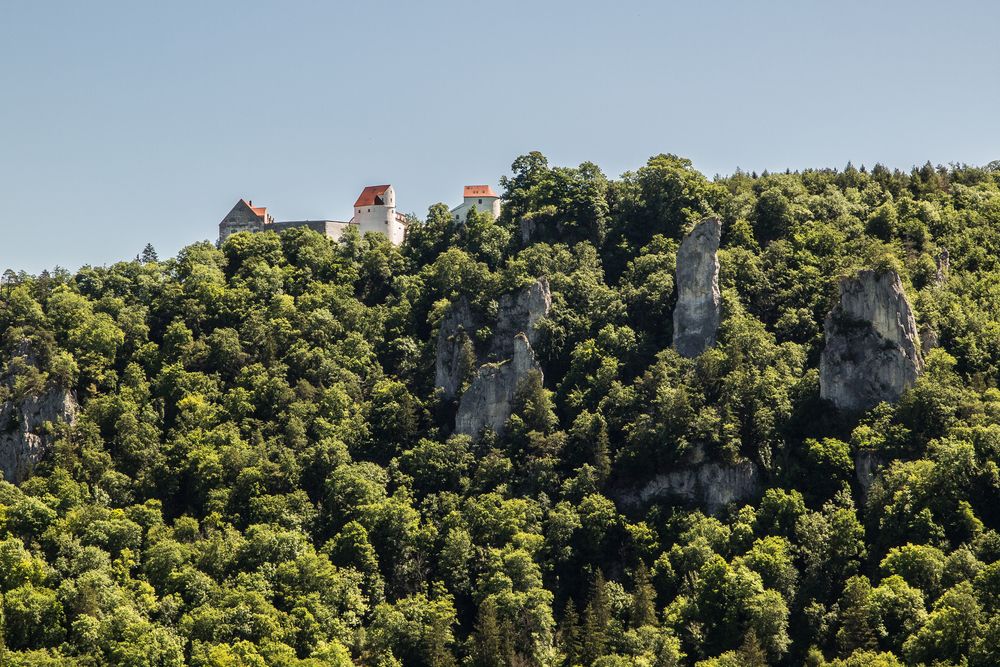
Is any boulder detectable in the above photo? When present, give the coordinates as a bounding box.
[455,334,540,436]
[673,218,722,357]
[820,270,923,412]
[617,460,761,515]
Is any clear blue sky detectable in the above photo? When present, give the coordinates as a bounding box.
[2,0,998,274]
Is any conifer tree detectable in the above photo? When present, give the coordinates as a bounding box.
[140,243,158,263]
[470,599,506,667]
[557,598,583,667]
[631,561,658,628]
[581,570,610,664]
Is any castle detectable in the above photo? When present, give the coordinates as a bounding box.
[218,184,501,245]
[450,185,501,222]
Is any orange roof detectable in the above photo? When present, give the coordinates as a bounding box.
[239,199,268,220]
[464,185,498,198]
[354,185,392,207]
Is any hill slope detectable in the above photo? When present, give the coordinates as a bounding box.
[1,153,1000,666]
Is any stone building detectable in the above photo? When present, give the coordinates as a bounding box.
[218,199,275,242]
[218,184,409,246]
[451,185,501,222]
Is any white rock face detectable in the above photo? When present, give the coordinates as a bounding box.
[438,279,551,437]
[435,279,551,401]
[820,270,923,412]
[617,460,761,514]
[489,278,551,360]
[0,388,77,483]
[673,218,722,358]
[435,298,477,399]
[455,334,540,437]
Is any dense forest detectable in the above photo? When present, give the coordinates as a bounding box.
[3,153,1000,666]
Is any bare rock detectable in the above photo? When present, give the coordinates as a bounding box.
[673,218,722,357]
[436,279,551,437]
[617,460,761,514]
[820,270,923,412]
[489,278,551,361]
[519,218,537,246]
[0,388,77,483]
[855,450,885,499]
[920,325,939,357]
[455,334,540,436]
[435,298,478,399]
[936,249,950,285]
[435,279,551,401]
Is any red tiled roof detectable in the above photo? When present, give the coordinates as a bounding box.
[464,185,497,198]
[238,199,268,220]
[354,185,392,207]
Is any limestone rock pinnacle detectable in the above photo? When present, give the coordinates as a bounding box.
[673,217,722,357]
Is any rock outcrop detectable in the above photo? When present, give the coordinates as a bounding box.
[673,218,722,358]
[0,387,77,484]
[854,450,886,498]
[920,325,939,357]
[435,298,478,399]
[617,460,761,515]
[455,334,540,436]
[820,270,923,412]
[936,249,950,285]
[489,278,551,360]
[440,279,552,437]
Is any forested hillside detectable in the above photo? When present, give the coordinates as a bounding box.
[3,153,1000,666]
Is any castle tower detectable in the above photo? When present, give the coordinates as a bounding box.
[451,185,501,222]
[352,184,407,245]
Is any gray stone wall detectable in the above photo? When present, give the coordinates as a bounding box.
[219,208,265,243]
[220,220,355,244]
[270,220,355,240]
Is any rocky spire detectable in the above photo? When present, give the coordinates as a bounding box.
[820,270,923,412]
[673,217,722,358]
[455,334,541,437]
[436,278,552,437]
[434,297,478,400]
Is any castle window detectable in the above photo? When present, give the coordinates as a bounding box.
[478,199,483,204]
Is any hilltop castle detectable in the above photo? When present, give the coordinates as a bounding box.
[219,184,501,245]
[450,185,501,222]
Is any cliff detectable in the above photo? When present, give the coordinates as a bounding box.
[820,270,923,412]
[616,460,762,515]
[455,333,541,437]
[489,278,551,360]
[435,297,479,400]
[442,278,551,437]
[0,386,77,484]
